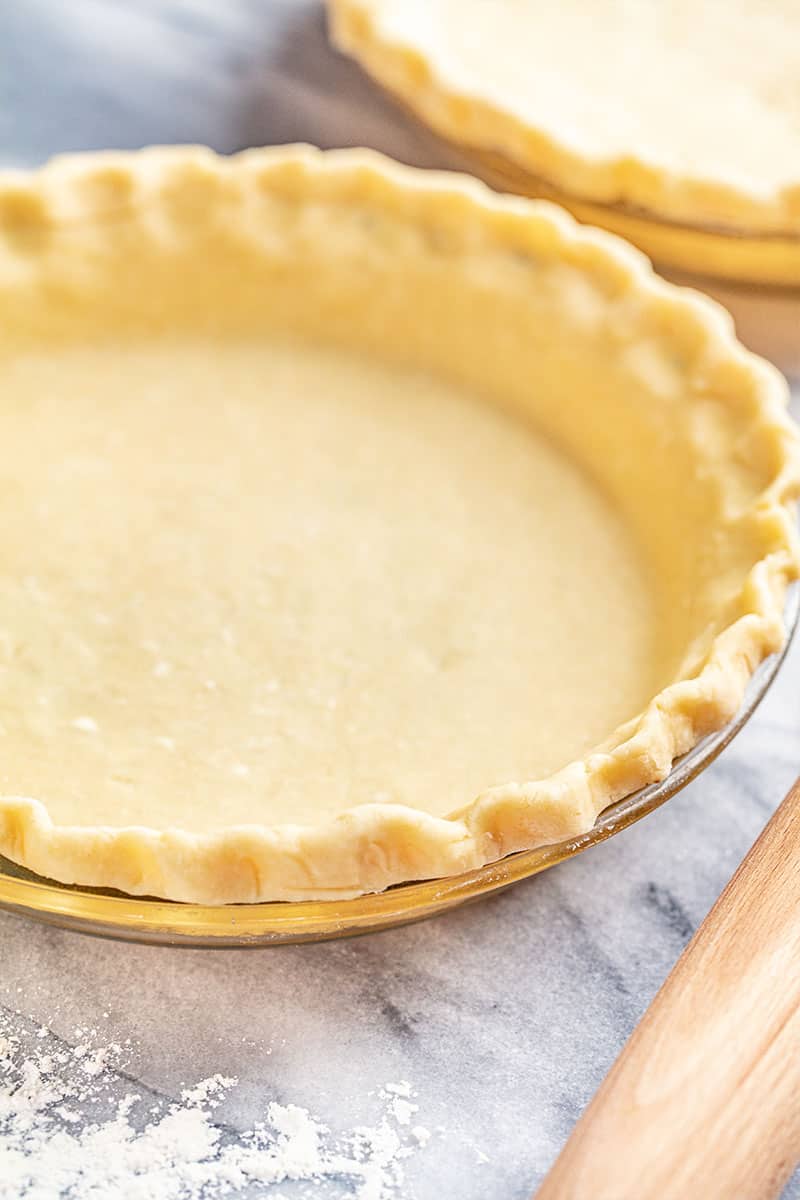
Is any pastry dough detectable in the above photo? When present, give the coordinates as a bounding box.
[328,0,800,234]
[0,146,796,902]
[0,342,656,830]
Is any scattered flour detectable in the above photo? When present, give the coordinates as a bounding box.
[379,1085,418,1129]
[0,1019,431,1200]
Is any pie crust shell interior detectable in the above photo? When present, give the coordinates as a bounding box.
[0,146,797,903]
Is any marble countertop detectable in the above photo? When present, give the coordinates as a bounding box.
[1,3,798,1197]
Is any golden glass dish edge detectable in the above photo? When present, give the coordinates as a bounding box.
[0,585,795,949]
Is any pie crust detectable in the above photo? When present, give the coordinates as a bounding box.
[328,0,800,236]
[0,145,797,904]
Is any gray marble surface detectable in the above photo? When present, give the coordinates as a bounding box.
[0,2,798,1197]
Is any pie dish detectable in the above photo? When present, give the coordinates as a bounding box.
[327,0,800,237]
[0,146,796,906]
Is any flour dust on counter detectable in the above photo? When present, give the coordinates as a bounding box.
[0,1012,433,1200]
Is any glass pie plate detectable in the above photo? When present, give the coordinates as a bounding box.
[0,585,796,948]
[460,149,800,376]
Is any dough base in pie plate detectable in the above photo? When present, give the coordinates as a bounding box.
[0,146,797,909]
[327,0,800,239]
[326,0,800,370]
[0,586,795,947]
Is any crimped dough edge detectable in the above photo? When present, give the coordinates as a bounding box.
[0,144,797,904]
[327,0,800,238]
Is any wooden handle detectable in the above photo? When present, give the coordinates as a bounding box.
[535,776,800,1200]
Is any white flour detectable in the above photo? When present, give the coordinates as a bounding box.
[0,1021,430,1199]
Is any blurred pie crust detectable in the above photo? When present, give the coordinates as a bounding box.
[329,0,800,235]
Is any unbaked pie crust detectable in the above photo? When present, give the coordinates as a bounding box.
[0,146,797,902]
[328,0,800,236]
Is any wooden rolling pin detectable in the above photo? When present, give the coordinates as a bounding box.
[536,776,800,1200]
